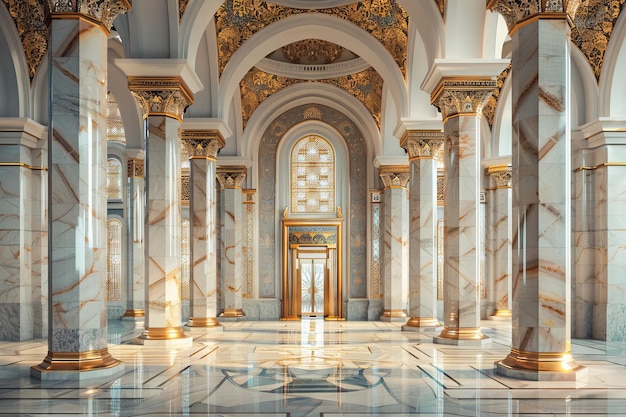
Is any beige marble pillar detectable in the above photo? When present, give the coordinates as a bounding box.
[431,79,496,345]
[120,64,201,347]
[489,0,586,380]
[217,166,247,319]
[401,131,443,330]
[122,156,145,322]
[378,166,410,322]
[182,131,224,329]
[32,1,130,380]
[486,165,512,320]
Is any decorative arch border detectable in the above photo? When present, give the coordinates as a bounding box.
[257,104,367,300]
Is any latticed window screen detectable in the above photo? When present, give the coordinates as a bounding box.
[107,158,123,200]
[106,92,126,144]
[180,219,190,301]
[290,135,335,213]
[106,218,122,301]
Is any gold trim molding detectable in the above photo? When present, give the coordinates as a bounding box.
[497,348,585,373]
[0,162,47,171]
[486,1,581,34]
[181,130,225,159]
[574,162,626,171]
[437,326,488,341]
[487,164,512,188]
[32,348,121,372]
[379,165,410,188]
[400,130,444,160]
[122,309,144,318]
[187,317,222,327]
[405,317,440,327]
[127,77,194,121]
[431,78,497,122]
[139,326,187,340]
[220,309,245,318]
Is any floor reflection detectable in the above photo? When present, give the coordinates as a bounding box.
[0,318,625,416]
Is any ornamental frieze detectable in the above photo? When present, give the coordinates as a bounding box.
[379,166,410,188]
[400,130,444,160]
[49,0,132,31]
[127,77,193,121]
[487,165,512,188]
[181,131,225,159]
[217,166,247,189]
[432,79,497,121]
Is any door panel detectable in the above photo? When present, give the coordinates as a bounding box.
[300,258,326,315]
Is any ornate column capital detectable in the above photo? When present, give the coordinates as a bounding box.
[48,0,132,32]
[432,79,497,122]
[487,0,580,34]
[181,130,225,160]
[127,77,194,122]
[379,165,410,189]
[400,130,444,160]
[217,166,247,189]
[127,158,144,178]
[487,164,512,188]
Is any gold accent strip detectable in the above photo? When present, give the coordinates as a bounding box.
[498,348,584,373]
[139,326,187,340]
[220,309,245,318]
[405,317,441,327]
[442,112,484,125]
[486,164,510,173]
[0,162,47,171]
[186,317,222,327]
[492,309,512,318]
[574,162,626,172]
[122,309,145,318]
[32,349,121,372]
[509,13,568,37]
[437,326,488,341]
[382,309,408,318]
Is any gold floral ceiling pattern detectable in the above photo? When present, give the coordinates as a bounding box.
[240,66,383,129]
[282,39,345,64]
[571,0,626,80]
[215,0,408,76]
[482,63,511,128]
[434,0,445,18]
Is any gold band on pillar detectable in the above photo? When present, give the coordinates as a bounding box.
[437,326,488,341]
[400,130,444,161]
[122,309,145,318]
[216,166,247,189]
[378,166,410,189]
[497,349,585,373]
[487,164,512,189]
[181,130,225,160]
[127,77,194,122]
[487,1,581,36]
[187,317,222,327]
[221,309,245,318]
[382,309,407,319]
[492,309,512,318]
[405,317,440,328]
[32,349,121,372]
[139,327,187,340]
[431,78,497,124]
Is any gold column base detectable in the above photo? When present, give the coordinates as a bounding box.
[32,349,121,372]
[220,309,245,318]
[382,309,407,318]
[490,309,512,319]
[122,309,145,318]
[436,326,488,341]
[498,348,585,373]
[186,317,221,327]
[139,326,187,340]
[404,317,441,328]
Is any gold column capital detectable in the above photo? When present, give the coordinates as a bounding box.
[127,77,194,122]
[431,78,497,122]
[378,165,410,189]
[487,164,512,188]
[181,130,225,160]
[217,166,247,189]
[48,0,132,33]
[127,158,144,178]
[487,0,579,34]
[400,130,444,160]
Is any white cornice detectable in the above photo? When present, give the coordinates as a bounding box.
[181,118,233,140]
[115,59,204,94]
[421,59,510,95]
[393,118,443,139]
[0,118,47,148]
[256,57,371,80]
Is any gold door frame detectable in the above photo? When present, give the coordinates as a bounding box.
[281,208,343,320]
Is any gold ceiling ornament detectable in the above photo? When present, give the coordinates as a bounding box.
[400,130,445,160]
[431,79,498,122]
[215,0,408,76]
[281,39,345,65]
[482,63,511,128]
[239,66,383,129]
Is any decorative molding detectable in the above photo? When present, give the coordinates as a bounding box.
[49,0,132,32]
[487,164,512,188]
[243,189,256,204]
[215,0,408,76]
[437,172,445,204]
[127,158,144,178]
[256,56,371,80]
[378,165,410,188]
[486,0,581,33]
[431,78,497,121]
[179,0,189,21]
[435,0,445,18]
[181,130,225,160]
[181,173,190,203]
[216,166,247,189]
[400,130,444,160]
[482,64,512,128]
[281,39,345,64]
[127,77,193,121]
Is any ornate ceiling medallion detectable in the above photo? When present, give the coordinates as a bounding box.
[240,66,383,129]
[215,0,408,77]
[281,39,345,65]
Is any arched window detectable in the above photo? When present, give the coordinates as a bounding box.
[290,135,335,214]
[107,158,123,200]
[180,218,190,301]
[106,92,126,144]
[106,218,123,301]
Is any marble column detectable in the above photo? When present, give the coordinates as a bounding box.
[0,119,46,341]
[32,1,130,380]
[400,131,443,330]
[486,165,512,320]
[122,155,145,322]
[217,167,247,319]
[488,0,586,380]
[431,79,495,345]
[378,166,410,322]
[126,78,194,347]
[182,131,224,329]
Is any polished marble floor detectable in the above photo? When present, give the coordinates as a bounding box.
[0,318,625,416]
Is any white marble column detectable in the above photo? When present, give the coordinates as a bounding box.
[0,119,46,341]
[431,80,495,345]
[32,1,130,380]
[122,155,145,322]
[486,165,512,320]
[489,1,586,380]
[182,131,224,329]
[378,166,410,322]
[217,167,247,319]
[401,131,443,330]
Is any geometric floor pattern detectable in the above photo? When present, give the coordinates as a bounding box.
[0,318,625,416]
